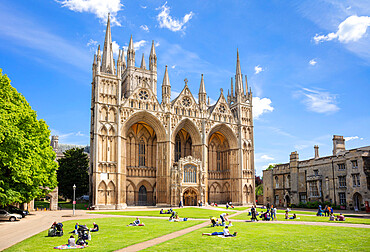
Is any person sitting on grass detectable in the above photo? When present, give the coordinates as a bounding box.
[210,216,218,227]
[329,213,335,221]
[169,211,177,220]
[226,202,229,209]
[127,217,141,226]
[285,211,289,219]
[90,222,99,232]
[336,213,345,221]
[289,213,297,219]
[220,213,229,226]
[68,235,76,247]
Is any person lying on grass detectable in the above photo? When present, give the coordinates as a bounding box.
[90,222,99,232]
[127,217,145,226]
[202,226,237,237]
[169,213,188,222]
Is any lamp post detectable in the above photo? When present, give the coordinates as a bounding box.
[73,184,76,216]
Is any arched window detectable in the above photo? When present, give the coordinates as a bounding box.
[287,175,291,188]
[175,135,181,162]
[139,139,146,166]
[184,164,197,183]
[217,151,221,171]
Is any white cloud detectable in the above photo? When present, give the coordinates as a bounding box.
[140,25,149,32]
[252,97,274,119]
[261,154,274,161]
[156,2,194,32]
[122,40,147,54]
[171,65,176,69]
[112,41,120,56]
[57,0,123,26]
[344,136,361,141]
[254,65,263,74]
[140,5,147,9]
[309,59,317,65]
[314,15,370,43]
[155,41,160,47]
[87,38,98,52]
[297,88,339,114]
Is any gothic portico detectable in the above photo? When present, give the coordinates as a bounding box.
[90,15,255,209]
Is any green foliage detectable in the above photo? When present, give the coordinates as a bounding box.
[0,69,57,206]
[57,148,89,199]
[256,184,263,196]
[266,164,276,170]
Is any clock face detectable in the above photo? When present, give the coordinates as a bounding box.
[219,104,226,113]
[139,90,149,100]
[182,97,191,107]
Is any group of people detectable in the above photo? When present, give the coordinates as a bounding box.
[226,202,234,209]
[66,222,99,247]
[317,205,334,216]
[159,208,173,214]
[202,226,237,237]
[329,213,346,221]
[210,213,232,227]
[249,204,279,221]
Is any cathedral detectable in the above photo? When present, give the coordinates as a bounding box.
[90,15,255,209]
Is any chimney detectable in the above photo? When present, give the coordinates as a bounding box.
[51,135,59,152]
[314,145,319,159]
[333,135,345,155]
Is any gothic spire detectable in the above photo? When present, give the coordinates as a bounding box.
[199,74,206,94]
[162,65,170,86]
[149,40,157,71]
[141,53,146,69]
[162,65,171,104]
[235,48,244,97]
[121,47,126,69]
[101,13,115,74]
[127,35,135,67]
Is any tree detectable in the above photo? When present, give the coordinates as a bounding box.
[256,184,263,196]
[266,164,276,170]
[255,175,263,186]
[0,69,57,206]
[57,148,89,199]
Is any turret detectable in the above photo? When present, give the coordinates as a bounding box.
[121,47,126,70]
[198,74,207,110]
[117,49,122,77]
[141,53,146,69]
[96,45,101,74]
[161,66,171,104]
[127,35,135,68]
[101,14,115,74]
[149,40,157,71]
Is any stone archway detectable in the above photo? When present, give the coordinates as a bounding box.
[138,185,147,206]
[183,188,198,206]
[353,193,362,211]
[285,194,291,207]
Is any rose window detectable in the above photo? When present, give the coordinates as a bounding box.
[219,105,226,113]
[182,97,191,107]
[139,90,149,100]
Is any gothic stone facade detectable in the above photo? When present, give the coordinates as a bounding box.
[263,135,370,211]
[90,16,255,209]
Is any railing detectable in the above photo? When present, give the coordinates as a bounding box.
[208,170,230,180]
[127,166,156,177]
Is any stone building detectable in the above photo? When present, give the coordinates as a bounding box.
[263,135,370,211]
[89,15,255,209]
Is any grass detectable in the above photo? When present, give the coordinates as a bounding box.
[90,207,236,219]
[231,212,370,225]
[4,217,203,252]
[215,206,250,211]
[34,201,89,210]
[144,221,370,251]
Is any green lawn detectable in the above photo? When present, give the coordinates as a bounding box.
[216,206,249,211]
[91,207,236,219]
[231,212,370,225]
[4,217,203,252]
[34,201,89,210]
[144,221,370,251]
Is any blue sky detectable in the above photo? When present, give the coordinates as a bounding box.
[0,0,369,176]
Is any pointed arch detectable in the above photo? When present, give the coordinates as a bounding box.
[122,111,166,142]
[107,181,116,205]
[207,123,238,149]
[98,181,107,205]
[171,118,202,145]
